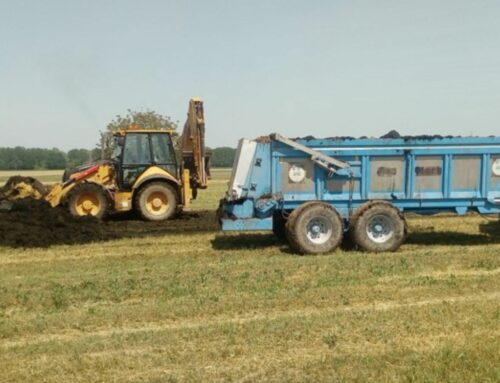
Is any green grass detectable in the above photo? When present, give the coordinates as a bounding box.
[0,169,499,382]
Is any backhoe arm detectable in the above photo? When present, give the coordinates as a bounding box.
[179,97,209,195]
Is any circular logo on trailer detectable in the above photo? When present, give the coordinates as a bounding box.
[493,159,500,177]
[289,164,306,183]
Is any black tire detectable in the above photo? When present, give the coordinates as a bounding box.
[272,212,288,242]
[68,183,109,219]
[135,182,178,221]
[285,202,344,255]
[350,202,407,252]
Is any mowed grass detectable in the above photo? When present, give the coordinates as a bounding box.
[1,170,499,382]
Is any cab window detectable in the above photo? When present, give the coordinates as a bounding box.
[152,133,177,176]
[123,134,151,165]
[151,134,175,164]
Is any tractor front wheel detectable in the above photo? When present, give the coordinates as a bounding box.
[135,182,178,221]
[68,183,109,219]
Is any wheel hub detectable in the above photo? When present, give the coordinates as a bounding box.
[146,191,169,215]
[366,215,394,243]
[75,192,100,216]
[306,217,333,245]
[82,200,93,210]
[311,224,321,234]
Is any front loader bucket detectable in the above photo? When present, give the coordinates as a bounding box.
[0,176,47,201]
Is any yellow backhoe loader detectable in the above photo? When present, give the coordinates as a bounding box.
[0,97,210,221]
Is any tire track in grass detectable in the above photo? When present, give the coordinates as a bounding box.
[3,268,499,317]
[86,329,499,360]
[2,291,499,350]
[377,267,500,282]
[21,328,499,383]
[0,245,211,266]
[229,329,500,383]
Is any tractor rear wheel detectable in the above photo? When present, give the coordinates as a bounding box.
[350,202,407,252]
[285,203,343,255]
[68,183,109,219]
[135,182,178,221]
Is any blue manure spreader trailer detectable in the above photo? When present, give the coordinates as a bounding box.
[218,133,500,254]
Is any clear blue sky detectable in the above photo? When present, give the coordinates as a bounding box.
[1,0,499,150]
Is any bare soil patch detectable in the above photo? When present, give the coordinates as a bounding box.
[0,198,217,248]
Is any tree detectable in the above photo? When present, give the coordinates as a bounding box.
[67,149,92,169]
[90,148,102,162]
[45,148,67,169]
[0,147,67,170]
[211,147,236,168]
[106,109,177,132]
[100,109,178,158]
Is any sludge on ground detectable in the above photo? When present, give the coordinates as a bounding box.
[0,198,218,248]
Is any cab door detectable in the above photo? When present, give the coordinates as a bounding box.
[150,133,178,178]
[120,133,152,190]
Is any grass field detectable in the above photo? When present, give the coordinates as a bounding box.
[1,169,499,382]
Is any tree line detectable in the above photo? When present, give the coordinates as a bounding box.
[0,147,100,170]
[0,146,236,170]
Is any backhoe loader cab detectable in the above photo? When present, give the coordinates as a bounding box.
[111,130,178,190]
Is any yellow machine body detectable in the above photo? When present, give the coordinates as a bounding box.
[112,166,182,212]
[45,164,115,207]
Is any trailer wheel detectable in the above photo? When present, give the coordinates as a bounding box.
[350,202,407,252]
[135,182,178,221]
[285,203,343,255]
[68,183,109,219]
